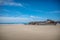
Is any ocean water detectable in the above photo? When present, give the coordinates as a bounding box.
[0,22,27,24]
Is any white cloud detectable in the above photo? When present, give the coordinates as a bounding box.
[0,0,23,7]
[30,15,40,18]
[46,11,60,13]
[0,0,13,4]
[0,17,31,22]
[3,2,23,7]
[0,16,35,22]
[32,10,60,14]
[3,9,10,12]
[0,15,45,23]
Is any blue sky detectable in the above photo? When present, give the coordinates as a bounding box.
[0,0,60,23]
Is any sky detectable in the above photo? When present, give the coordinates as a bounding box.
[0,0,60,23]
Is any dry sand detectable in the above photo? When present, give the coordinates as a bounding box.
[0,24,60,40]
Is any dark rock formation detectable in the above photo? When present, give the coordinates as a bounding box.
[28,19,57,25]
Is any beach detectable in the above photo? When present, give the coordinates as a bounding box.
[0,24,60,40]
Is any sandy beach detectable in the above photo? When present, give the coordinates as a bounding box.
[0,24,60,40]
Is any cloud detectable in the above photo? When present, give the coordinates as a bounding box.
[34,10,60,14]
[0,15,45,23]
[30,15,41,18]
[0,0,23,7]
[2,9,10,12]
[0,0,13,4]
[46,11,60,13]
[4,2,23,7]
[0,17,31,23]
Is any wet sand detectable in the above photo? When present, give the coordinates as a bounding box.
[0,24,60,40]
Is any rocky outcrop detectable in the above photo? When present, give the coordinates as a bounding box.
[28,19,57,25]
